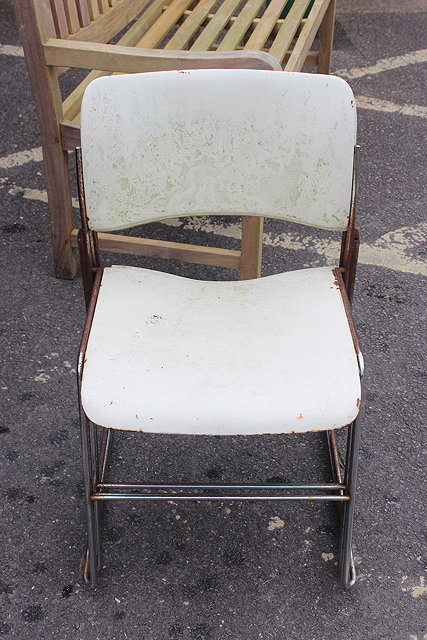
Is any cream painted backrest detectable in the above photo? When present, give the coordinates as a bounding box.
[80,70,356,233]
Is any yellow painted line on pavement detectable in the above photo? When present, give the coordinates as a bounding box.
[0,44,24,57]
[7,185,79,209]
[337,49,427,80]
[356,96,427,118]
[0,147,43,169]
[338,0,426,13]
[163,217,427,277]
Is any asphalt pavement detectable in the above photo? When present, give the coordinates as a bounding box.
[1,0,426,638]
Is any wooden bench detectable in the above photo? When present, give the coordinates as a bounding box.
[13,0,337,279]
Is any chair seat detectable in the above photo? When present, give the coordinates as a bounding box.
[81,265,361,435]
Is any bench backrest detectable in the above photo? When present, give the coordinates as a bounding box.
[34,0,148,43]
[81,69,357,232]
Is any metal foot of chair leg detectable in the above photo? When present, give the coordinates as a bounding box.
[81,546,98,586]
[340,546,358,588]
[82,547,91,583]
[348,548,358,588]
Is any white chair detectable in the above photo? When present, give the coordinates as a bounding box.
[76,69,364,588]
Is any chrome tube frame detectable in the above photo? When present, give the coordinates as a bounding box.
[78,406,363,588]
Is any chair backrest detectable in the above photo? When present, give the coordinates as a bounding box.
[80,70,356,233]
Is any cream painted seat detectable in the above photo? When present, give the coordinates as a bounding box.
[76,69,364,589]
[82,265,360,435]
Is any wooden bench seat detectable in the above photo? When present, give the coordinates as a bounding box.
[13,0,336,279]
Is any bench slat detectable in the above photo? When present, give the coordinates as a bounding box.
[98,0,110,12]
[70,229,242,268]
[63,71,108,121]
[285,0,328,71]
[113,0,168,45]
[136,0,196,49]
[165,0,219,50]
[63,0,81,34]
[244,0,288,50]
[269,0,310,63]
[216,0,266,51]
[50,0,70,37]
[68,0,146,42]
[76,0,91,26]
[87,0,100,19]
[190,0,244,51]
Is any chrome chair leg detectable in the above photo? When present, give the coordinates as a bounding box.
[94,428,113,572]
[326,417,361,588]
[90,421,103,572]
[339,414,362,588]
[80,414,101,586]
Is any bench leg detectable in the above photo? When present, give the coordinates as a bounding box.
[317,0,336,74]
[12,0,78,279]
[41,140,78,279]
[240,216,264,279]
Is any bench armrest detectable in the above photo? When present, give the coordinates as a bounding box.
[43,38,282,73]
